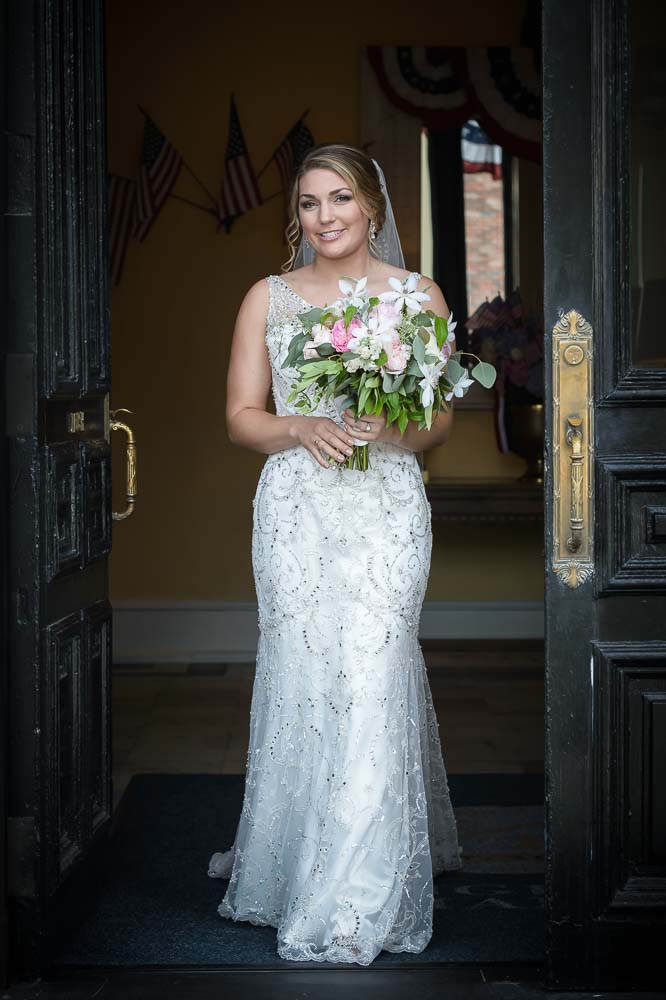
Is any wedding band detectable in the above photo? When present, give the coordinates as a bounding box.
[365,422,371,432]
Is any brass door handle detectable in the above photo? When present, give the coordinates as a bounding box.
[110,407,137,521]
[552,310,594,588]
[565,416,584,552]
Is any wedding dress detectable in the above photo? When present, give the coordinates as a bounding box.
[208,273,462,965]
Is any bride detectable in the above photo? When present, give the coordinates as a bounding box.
[208,143,463,965]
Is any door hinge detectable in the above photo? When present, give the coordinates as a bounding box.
[7,816,36,899]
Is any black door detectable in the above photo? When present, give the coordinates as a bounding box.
[543,0,666,989]
[3,0,115,977]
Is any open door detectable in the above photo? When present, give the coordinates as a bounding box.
[4,0,114,977]
[544,0,666,989]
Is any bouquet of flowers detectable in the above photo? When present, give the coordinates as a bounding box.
[280,273,496,470]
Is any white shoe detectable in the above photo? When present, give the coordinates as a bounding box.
[207,848,234,878]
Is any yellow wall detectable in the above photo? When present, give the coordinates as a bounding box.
[107,0,543,603]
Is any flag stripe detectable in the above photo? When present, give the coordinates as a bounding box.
[133,113,183,242]
[219,95,263,226]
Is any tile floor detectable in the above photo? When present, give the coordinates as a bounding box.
[112,640,544,810]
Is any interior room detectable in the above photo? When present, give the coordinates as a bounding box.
[53,0,546,970]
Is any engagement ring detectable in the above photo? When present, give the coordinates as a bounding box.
[365,423,371,431]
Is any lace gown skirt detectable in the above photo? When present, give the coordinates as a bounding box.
[208,275,462,966]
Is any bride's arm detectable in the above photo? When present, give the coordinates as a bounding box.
[226,280,356,464]
[226,280,303,454]
[379,276,455,452]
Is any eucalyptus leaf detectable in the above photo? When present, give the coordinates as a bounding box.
[411,335,426,364]
[445,357,465,383]
[297,307,323,330]
[382,372,395,393]
[471,360,497,388]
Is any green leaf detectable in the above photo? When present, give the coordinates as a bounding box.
[382,372,395,393]
[297,307,324,331]
[365,375,381,388]
[434,316,447,349]
[411,335,426,365]
[281,331,311,369]
[397,410,409,434]
[471,360,497,388]
[344,305,358,328]
[315,342,336,356]
[424,403,433,430]
[412,312,433,328]
[299,359,339,375]
[445,357,465,383]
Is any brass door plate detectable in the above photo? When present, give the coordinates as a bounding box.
[552,309,594,588]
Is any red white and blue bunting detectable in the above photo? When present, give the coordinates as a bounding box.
[366,46,542,163]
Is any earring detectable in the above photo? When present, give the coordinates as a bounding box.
[303,235,310,249]
[369,220,377,240]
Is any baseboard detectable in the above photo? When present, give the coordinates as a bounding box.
[112,600,544,664]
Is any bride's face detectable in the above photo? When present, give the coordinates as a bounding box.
[298,168,370,260]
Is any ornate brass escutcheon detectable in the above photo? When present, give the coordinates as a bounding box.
[110,407,137,521]
[552,310,594,588]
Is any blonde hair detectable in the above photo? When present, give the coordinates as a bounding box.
[282,143,387,272]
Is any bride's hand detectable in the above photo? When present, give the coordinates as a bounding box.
[297,416,356,469]
[342,408,386,442]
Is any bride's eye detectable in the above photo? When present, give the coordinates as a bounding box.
[335,195,351,203]
[300,200,316,210]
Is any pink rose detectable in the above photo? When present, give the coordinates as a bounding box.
[383,332,409,374]
[312,323,332,345]
[331,316,364,352]
[304,323,332,359]
[375,301,401,331]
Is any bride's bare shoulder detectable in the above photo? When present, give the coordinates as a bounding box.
[235,277,271,322]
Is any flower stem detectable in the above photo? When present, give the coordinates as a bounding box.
[345,444,369,471]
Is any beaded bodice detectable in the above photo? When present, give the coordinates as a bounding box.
[264,274,343,425]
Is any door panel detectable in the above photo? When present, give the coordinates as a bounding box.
[544,0,666,989]
[5,0,112,976]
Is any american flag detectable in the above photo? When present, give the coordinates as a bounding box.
[133,112,183,242]
[461,119,503,180]
[107,174,136,287]
[220,95,262,230]
[273,117,315,197]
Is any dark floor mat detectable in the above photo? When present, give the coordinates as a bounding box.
[53,773,545,967]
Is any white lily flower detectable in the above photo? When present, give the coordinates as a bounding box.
[417,359,446,408]
[423,330,446,362]
[338,275,369,307]
[379,273,431,315]
[445,311,457,342]
[444,369,475,401]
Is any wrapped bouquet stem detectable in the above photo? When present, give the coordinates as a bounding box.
[281,273,497,471]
